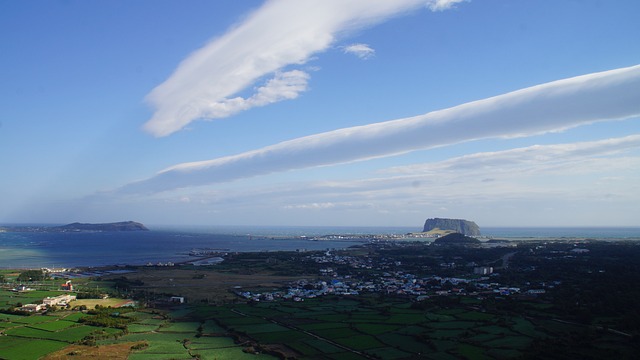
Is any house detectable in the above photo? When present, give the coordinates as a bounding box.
[169,296,185,304]
[18,303,44,312]
[61,280,73,291]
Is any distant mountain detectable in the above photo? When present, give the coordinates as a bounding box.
[54,221,149,232]
[433,232,481,245]
[423,218,480,236]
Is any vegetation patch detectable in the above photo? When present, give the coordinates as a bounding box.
[128,323,161,333]
[454,343,491,359]
[0,338,67,360]
[353,322,402,335]
[302,338,345,354]
[188,336,237,350]
[28,319,78,332]
[232,322,289,334]
[333,334,385,351]
[41,341,148,360]
[366,346,412,359]
[311,327,360,339]
[484,335,532,349]
[156,321,200,333]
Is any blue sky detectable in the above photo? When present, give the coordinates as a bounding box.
[1,0,639,228]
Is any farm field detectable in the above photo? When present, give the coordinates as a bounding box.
[186,295,638,359]
[0,297,636,358]
[2,240,640,358]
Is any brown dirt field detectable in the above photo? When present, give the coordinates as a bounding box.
[41,341,147,360]
[72,298,132,308]
[103,268,310,303]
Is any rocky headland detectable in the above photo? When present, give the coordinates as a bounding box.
[423,218,481,236]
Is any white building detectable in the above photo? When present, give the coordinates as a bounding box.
[474,266,494,275]
[42,294,76,307]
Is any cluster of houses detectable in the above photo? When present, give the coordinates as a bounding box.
[237,266,554,303]
[235,247,558,303]
[16,281,77,313]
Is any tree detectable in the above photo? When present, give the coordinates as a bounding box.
[17,270,48,282]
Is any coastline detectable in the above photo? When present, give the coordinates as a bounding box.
[1,226,639,270]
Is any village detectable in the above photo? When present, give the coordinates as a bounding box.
[235,245,553,303]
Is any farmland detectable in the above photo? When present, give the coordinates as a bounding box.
[1,239,640,358]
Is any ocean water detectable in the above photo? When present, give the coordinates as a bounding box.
[481,227,640,239]
[1,225,638,269]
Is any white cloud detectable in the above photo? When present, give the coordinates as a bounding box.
[385,134,640,175]
[192,134,640,213]
[192,70,310,120]
[142,0,466,137]
[127,133,639,227]
[426,0,467,11]
[123,64,640,194]
[343,43,375,59]
[284,202,336,210]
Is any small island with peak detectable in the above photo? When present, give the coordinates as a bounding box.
[0,221,149,233]
[54,221,149,232]
[422,217,481,236]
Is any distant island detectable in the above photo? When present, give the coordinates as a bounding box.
[423,217,481,236]
[0,221,149,233]
[54,221,149,232]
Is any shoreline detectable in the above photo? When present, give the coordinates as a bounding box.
[2,236,639,272]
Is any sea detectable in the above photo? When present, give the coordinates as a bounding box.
[1,225,639,269]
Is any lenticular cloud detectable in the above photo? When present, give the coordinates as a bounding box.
[124,64,640,194]
[142,0,467,137]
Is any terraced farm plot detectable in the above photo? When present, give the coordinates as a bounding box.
[121,332,192,359]
[454,343,491,359]
[427,320,477,330]
[6,324,107,343]
[41,341,148,360]
[367,346,412,359]
[311,327,360,339]
[191,347,276,360]
[201,319,226,333]
[10,315,55,324]
[231,322,289,334]
[298,322,349,331]
[377,332,436,354]
[28,319,78,332]
[0,337,67,360]
[302,338,345,354]
[157,321,200,333]
[61,312,86,322]
[250,329,315,343]
[128,323,161,333]
[188,336,238,350]
[333,334,385,351]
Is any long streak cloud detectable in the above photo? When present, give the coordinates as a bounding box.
[143,0,466,137]
[123,64,640,194]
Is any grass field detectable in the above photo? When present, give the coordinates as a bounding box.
[0,338,68,360]
[0,286,636,359]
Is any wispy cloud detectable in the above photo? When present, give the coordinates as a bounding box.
[384,134,640,175]
[427,0,467,11]
[125,133,639,227]
[343,43,375,59]
[143,0,466,137]
[123,64,640,194]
